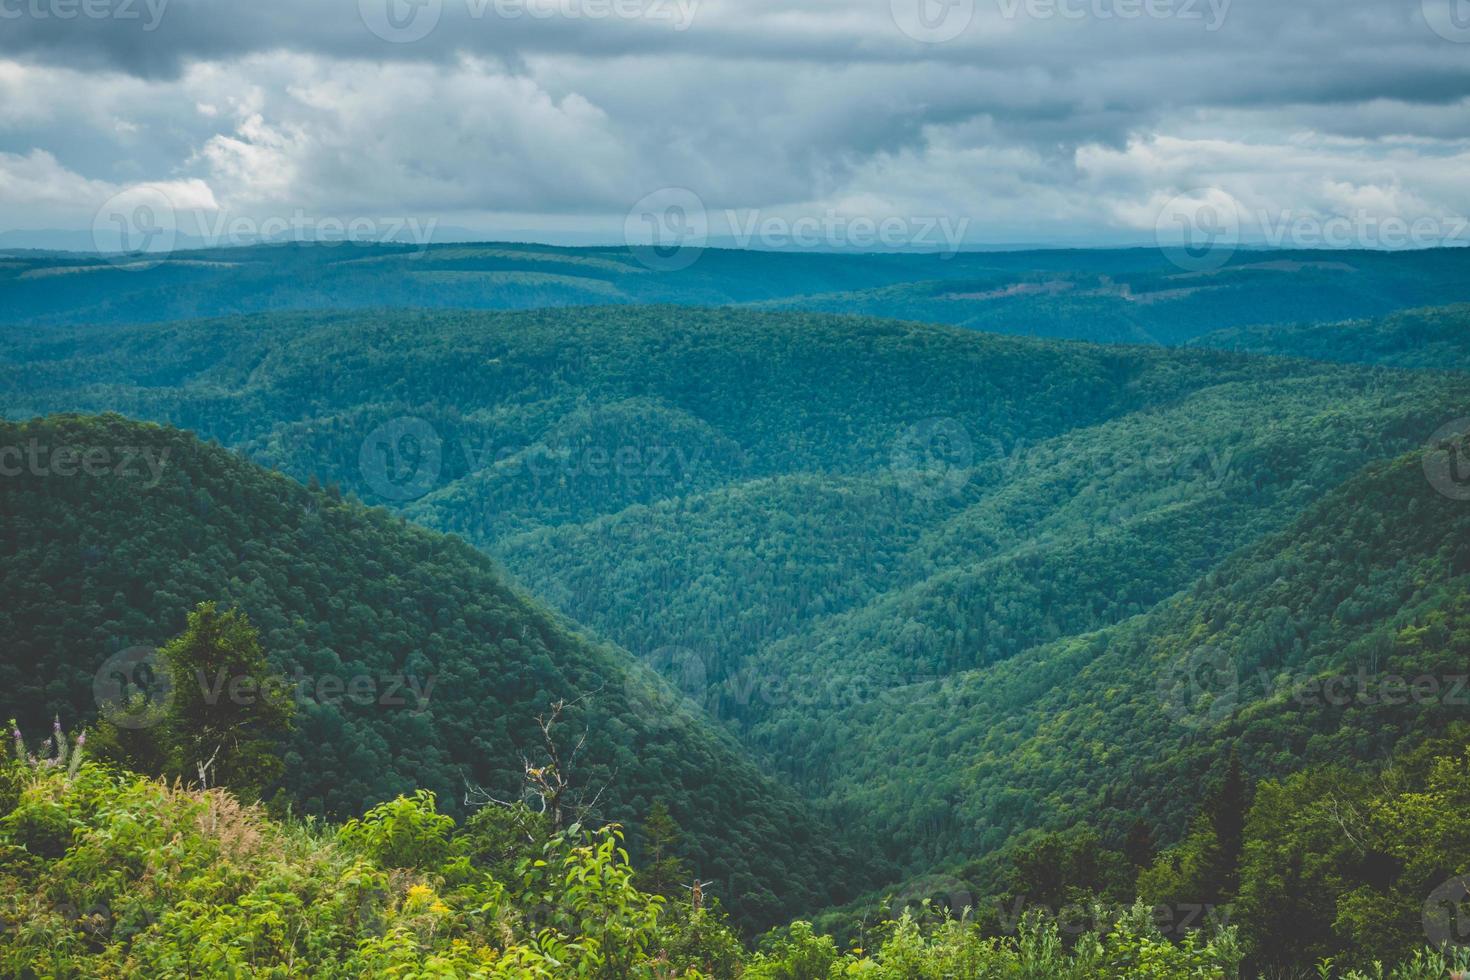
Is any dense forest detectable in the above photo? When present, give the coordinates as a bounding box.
[793,449,1470,902]
[4,0,1467,960]
[4,291,1470,974]
[6,307,1468,868]
[3,241,1469,345]
[1190,304,1470,371]
[0,414,870,930]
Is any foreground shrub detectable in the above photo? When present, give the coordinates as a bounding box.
[1,761,1464,978]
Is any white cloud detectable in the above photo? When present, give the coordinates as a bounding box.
[0,0,1466,246]
[0,147,217,232]
[0,149,115,209]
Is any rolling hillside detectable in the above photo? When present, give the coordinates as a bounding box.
[0,413,871,929]
[7,305,1469,862]
[1191,304,1470,371]
[807,449,1470,927]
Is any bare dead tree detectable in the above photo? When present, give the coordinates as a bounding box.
[683,879,716,913]
[1323,787,1368,851]
[524,698,577,831]
[464,686,613,832]
[195,743,221,792]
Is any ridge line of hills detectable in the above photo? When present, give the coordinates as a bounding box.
[5,300,1470,943]
[4,240,1469,347]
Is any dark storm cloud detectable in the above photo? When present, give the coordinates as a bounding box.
[2,0,1467,172]
[1,0,1466,89]
[1,0,1468,244]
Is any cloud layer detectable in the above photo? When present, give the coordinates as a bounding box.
[1,0,1468,247]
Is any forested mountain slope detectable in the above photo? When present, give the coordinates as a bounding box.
[9,307,1461,747]
[1,304,1322,521]
[6,308,1469,932]
[0,413,868,929]
[3,241,1468,346]
[748,250,1470,346]
[812,450,1470,887]
[3,308,1425,666]
[1191,303,1470,371]
[503,368,1463,747]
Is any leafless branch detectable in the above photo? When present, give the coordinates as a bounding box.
[463,690,611,832]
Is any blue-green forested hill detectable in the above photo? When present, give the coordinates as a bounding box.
[4,241,1469,347]
[4,293,1470,975]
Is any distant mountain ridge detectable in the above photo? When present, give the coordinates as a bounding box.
[3,240,1468,347]
[1190,303,1470,371]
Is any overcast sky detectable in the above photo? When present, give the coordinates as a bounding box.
[1,0,1469,250]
